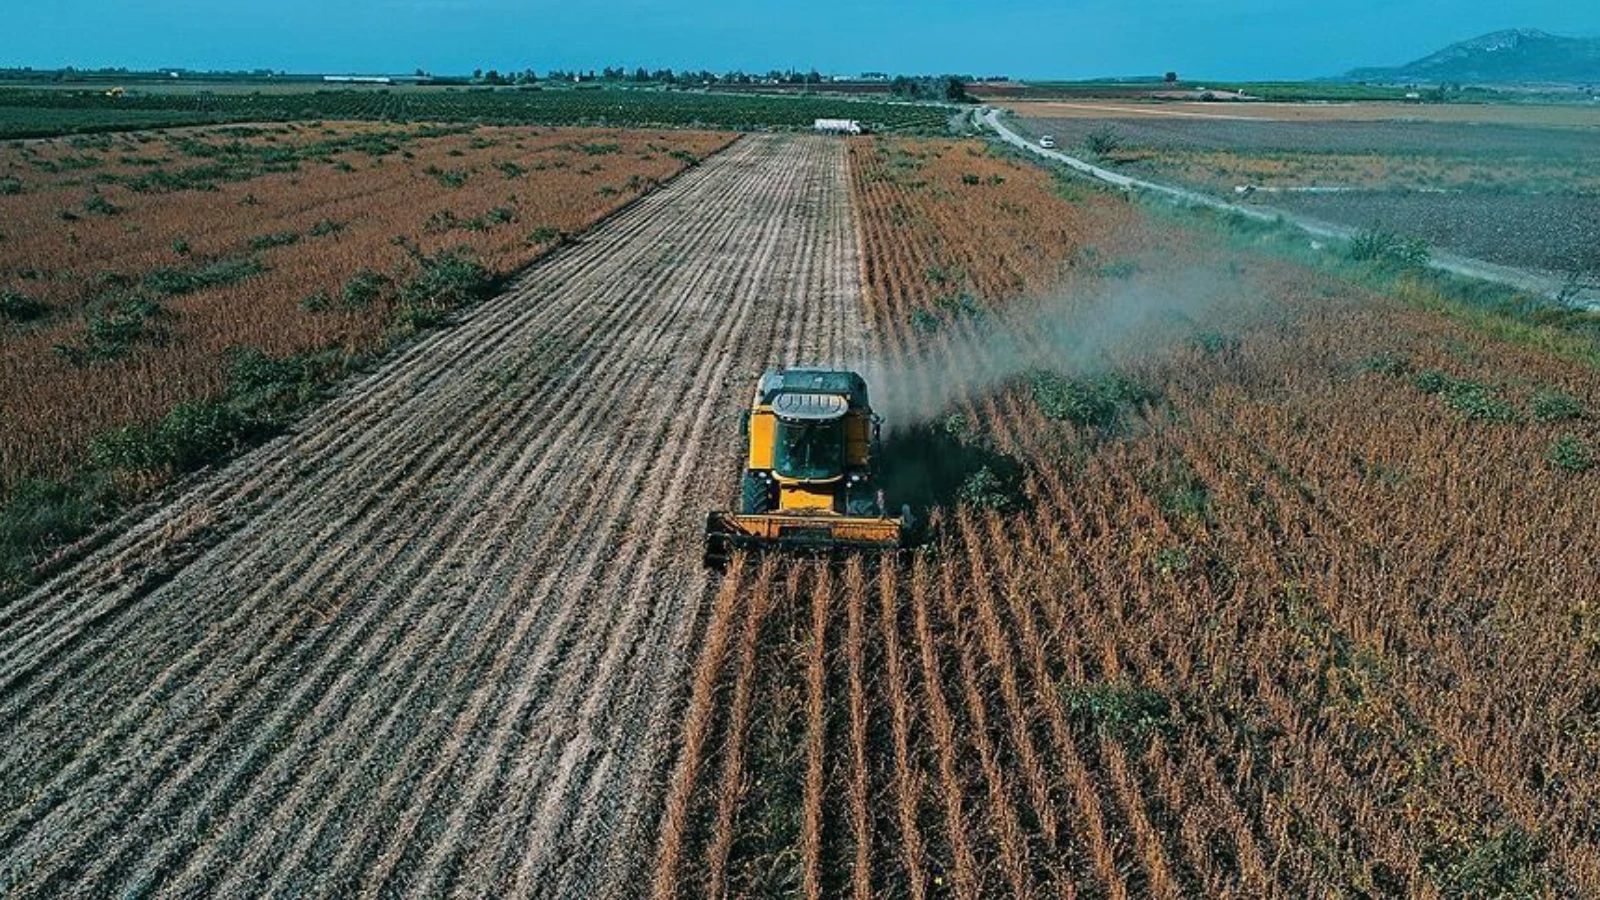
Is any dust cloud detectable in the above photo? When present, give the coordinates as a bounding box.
[862,264,1268,431]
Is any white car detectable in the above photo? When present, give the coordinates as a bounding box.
[1039,135,1056,149]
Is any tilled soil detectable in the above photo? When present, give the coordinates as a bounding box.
[1268,189,1600,277]
[0,133,865,899]
[1013,114,1599,157]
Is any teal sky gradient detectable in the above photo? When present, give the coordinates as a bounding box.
[5,1,1598,80]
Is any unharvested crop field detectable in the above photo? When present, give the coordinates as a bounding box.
[0,122,730,496]
[3,124,1600,900]
[655,138,1600,896]
[1006,109,1600,278]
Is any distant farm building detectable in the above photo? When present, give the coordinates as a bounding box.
[813,118,863,135]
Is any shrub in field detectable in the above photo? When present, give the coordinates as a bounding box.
[90,400,259,473]
[1029,369,1155,427]
[308,218,344,237]
[1348,229,1430,268]
[393,247,496,330]
[225,346,335,424]
[1530,389,1584,422]
[1085,126,1123,158]
[423,165,470,187]
[494,160,527,179]
[1412,370,1518,422]
[957,465,1018,511]
[90,347,333,475]
[54,296,165,365]
[143,257,267,296]
[1191,328,1238,354]
[910,308,941,333]
[0,176,21,195]
[0,475,118,583]
[1149,458,1211,522]
[1546,435,1594,473]
[1426,825,1548,899]
[526,226,561,244]
[0,288,44,323]
[424,210,461,234]
[933,291,984,321]
[248,231,302,251]
[1361,351,1412,376]
[1061,680,1172,743]
[82,193,121,216]
[341,269,390,309]
[170,238,191,256]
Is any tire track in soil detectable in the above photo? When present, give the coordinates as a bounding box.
[0,133,866,899]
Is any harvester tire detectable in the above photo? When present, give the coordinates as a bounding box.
[741,473,774,515]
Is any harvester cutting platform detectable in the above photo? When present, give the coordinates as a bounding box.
[704,368,911,567]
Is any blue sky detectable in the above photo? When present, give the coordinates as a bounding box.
[4,1,1598,80]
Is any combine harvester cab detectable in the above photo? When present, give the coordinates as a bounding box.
[704,368,912,568]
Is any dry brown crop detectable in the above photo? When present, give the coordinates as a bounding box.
[0,122,731,493]
[654,136,1600,897]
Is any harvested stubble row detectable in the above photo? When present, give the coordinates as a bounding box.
[0,134,864,899]
[654,137,1600,897]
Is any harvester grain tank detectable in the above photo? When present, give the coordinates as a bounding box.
[703,368,911,567]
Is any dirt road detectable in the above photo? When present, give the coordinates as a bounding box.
[0,134,865,898]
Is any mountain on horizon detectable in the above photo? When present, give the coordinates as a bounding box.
[1346,29,1600,84]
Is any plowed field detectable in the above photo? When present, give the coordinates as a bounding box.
[0,134,864,898]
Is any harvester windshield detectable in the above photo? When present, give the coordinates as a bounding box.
[774,418,843,480]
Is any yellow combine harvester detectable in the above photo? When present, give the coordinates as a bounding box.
[704,368,911,567]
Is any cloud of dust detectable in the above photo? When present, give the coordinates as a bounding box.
[862,264,1268,431]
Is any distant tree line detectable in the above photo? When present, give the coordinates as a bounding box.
[888,75,975,103]
[464,66,977,97]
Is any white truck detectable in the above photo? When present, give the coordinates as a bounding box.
[814,118,864,135]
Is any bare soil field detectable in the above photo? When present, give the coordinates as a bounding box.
[1271,189,1600,277]
[1007,113,1597,158]
[1006,112,1600,278]
[0,122,731,493]
[0,133,863,898]
[654,137,1600,897]
[1002,98,1600,127]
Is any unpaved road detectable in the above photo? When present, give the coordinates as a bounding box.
[0,134,865,898]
